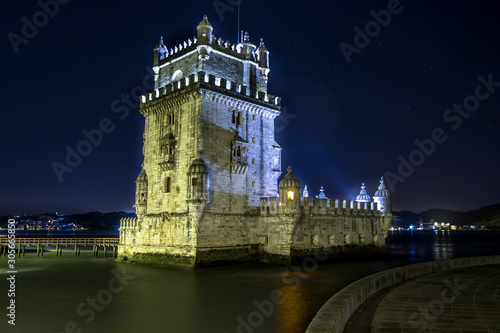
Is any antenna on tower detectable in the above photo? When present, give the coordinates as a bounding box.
[237,1,241,43]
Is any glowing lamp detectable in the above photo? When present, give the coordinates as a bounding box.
[287,191,294,200]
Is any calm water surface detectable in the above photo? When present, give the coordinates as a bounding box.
[1,230,499,333]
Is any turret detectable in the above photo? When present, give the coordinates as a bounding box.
[187,159,209,202]
[278,166,301,212]
[355,183,371,203]
[134,170,148,216]
[302,185,309,198]
[237,32,256,61]
[153,36,168,66]
[197,15,213,60]
[316,186,328,199]
[256,39,269,69]
[372,177,392,215]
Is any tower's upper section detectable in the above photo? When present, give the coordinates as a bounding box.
[152,15,271,94]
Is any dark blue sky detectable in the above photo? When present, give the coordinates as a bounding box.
[1,0,499,215]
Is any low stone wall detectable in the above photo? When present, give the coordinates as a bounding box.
[305,255,500,333]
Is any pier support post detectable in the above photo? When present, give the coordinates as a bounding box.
[22,246,25,257]
[18,244,21,257]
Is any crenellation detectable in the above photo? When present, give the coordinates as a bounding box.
[141,72,281,110]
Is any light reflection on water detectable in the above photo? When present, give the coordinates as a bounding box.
[2,231,499,333]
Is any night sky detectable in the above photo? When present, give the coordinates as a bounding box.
[1,0,499,215]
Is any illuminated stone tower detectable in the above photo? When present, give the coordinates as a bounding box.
[119,16,282,268]
[120,16,392,269]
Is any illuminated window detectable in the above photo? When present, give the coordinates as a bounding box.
[287,191,294,200]
[344,234,350,245]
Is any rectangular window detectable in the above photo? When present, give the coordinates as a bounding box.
[192,178,198,186]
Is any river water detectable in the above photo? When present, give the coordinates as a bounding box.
[1,230,499,333]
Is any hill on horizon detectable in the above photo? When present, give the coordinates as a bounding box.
[394,203,500,227]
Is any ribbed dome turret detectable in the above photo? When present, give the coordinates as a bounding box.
[136,169,147,182]
[356,183,371,202]
[197,15,212,29]
[188,158,208,174]
[374,177,390,197]
[279,166,300,189]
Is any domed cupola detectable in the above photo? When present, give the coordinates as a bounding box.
[278,166,301,211]
[374,177,390,198]
[373,177,392,216]
[197,15,213,43]
[197,15,214,60]
[279,166,300,190]
[356,183,371,203]
[188,158,208,174]
[153,36,168,66]
[256,38,269,69]
[134,169,148,216]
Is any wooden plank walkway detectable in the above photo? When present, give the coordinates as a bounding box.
[0,238,119,258]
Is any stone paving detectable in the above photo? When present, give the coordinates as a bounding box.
[370,265,500,333]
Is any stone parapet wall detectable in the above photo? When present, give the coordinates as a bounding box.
[305,255,500,333]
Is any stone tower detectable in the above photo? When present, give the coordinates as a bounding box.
[120,15,392,269]
[119,16,282,268]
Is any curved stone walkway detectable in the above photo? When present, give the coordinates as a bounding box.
[371,265,500,333]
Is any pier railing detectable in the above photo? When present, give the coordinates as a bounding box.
[0,238,119,258]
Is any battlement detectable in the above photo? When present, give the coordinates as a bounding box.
[141,72,281,108]
[259,197,379,216]
[120,217,138,229]
[156,35,262,67]
[156,37,198,65]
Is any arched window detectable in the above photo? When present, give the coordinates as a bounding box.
[172,70,183,82]
[165,177,171,193]
[237,112,243,125]
[236,147,241,157]
[231,111,236,124]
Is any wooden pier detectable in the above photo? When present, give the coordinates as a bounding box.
[0,238,119,258]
